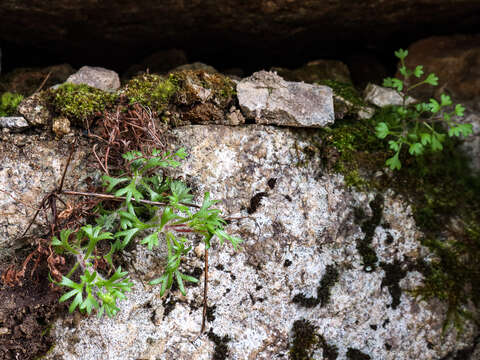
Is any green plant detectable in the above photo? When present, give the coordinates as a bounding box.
[375,49,473,170]
[0,91,24,116]
[52,148,241,317]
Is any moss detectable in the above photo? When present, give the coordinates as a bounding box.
[47,83,117,126]
[207,329,231,360]
[123,73,177,113]
[292,265,340,307]
[355,195,383,272]
[289,319,338,360]
[0,91,24,116]
[318,106,480,330]
[170,70,236,108]
[317,80,370,119]
[346,348,371,360]
[380,260,407,309]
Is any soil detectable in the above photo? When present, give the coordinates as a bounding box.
[0,249,66,360]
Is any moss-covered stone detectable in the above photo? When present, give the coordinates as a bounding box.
[292,264,340,307]
[47,83,117,126]
[123,73,177,113]
[318,107,480,330]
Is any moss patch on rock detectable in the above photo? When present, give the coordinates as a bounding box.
[318,108,480,330]
[0,92,24,116]
[289,319,338,360]
[46,83,117,126]
[123,73,177,113]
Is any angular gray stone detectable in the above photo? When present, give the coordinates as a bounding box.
[0,117,29,131]
[17,92,51,126]
[66,66,120,92]
[237,71,334,127]
[364,83,417,108]
[44,125,477,360]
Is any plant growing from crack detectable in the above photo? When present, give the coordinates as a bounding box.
[51,148,241,317]
[375,49,473,170]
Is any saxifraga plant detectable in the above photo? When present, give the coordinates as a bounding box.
[51,148,241,317]
[375,49,473,170]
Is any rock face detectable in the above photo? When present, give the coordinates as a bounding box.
[237,71,334,127]
[402,35,480,101]
[0,133,93,258]
[66,66,120,92]
[43,125,478,360]
[1,1,479,69]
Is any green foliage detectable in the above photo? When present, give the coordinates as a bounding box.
[375,49,472,170]
[0,92,24,116]
[52,148,241,317]
[48,83,118,124]
[123,74,177,113]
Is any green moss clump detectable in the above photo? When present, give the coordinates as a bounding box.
[123,73,177,113]
[0,92,24,116]
[48,83,117,125]
[170,70,236,107]
[318,80,366,108]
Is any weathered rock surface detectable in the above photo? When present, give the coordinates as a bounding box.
[17,92,51,126]
[0,133,94,258]
[364,83,417,108]
[44,125,478,360]
[237,71,334,127]
[0,1,479,69]
[402,35,480,101]
[66,66,120,92]
[0,116,29,132]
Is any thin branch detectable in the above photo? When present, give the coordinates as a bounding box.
[61,190,201,209]
[201,247,209,333]
[59,140,76,192]
[34,71,52,93]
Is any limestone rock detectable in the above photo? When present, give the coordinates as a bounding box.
[364,83,417,108]
[66,66,120,92]
[237,71,334,127]
[44,125,477,360]
[17,92,51,126]
[0,116,29,132]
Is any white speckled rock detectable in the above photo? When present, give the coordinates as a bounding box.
[44,125,478,360]
[66,66,120,92]
[0,134,94,258]
[237,71,334,127]
[0,116,29,132]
